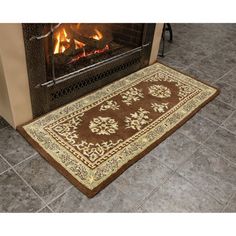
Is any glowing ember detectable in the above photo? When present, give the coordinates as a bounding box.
[68,44,110,64]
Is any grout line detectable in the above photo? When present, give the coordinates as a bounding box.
[221,192,236,213]
[12,152,38,169]
[220,80,236,90]
[36,205,53,213]
[0,166,12,176]
[180,129,236,167]
[13,168,55,213]
[213,96,236,110]
[13,169,49,209]
[149,136,201,172]
[45,185,73,210]
[0,152,38,176]
[177,173,224,206]
[219,111,236,134]
[213,67,235,84]
[197,112,236,135]
[180,121,236,165]
[178,114,221,144]
[0,153,54,213]
[132,170,176,211]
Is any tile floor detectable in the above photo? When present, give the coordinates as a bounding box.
[0,24,236,212]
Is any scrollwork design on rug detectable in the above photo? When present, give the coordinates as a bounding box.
[75,139,123,162]
[52,113,84,145]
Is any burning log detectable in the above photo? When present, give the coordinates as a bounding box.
[71,30,112,50]
[53,45,96,65]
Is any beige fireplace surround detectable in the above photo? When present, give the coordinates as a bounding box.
[0,23,163,128]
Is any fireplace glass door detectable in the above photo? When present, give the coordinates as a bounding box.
[44,23,144,79]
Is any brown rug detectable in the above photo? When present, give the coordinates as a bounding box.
[18,62,219,198]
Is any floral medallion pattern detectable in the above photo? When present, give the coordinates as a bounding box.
[121,87,144,105]
[125,108,152,131]
[89,116,118,135]
[22,63,218,196]
[146,72,198,101]
[99,100,120,111]
[148,84,171,98]
[151,102,169,113]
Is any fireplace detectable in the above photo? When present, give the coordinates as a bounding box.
[0,23,163,128]
[23,23,156,117]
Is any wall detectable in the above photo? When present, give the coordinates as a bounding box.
[0,23,33,128]
[149,23,163,65]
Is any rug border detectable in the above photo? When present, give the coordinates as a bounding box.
[17,62,220,198]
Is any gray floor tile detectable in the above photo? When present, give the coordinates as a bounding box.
[49,184,135,213]
[198,98,235,125]
[205,127,236,164]
[133,207,144,213]
[0,126,36,165]
[178,147,236,204]
[183,65,216,84]
[0,169,43,212]
[223,194,236,212]
[192,56,233,80]
[38,206,52,213]
[0,117,9,130]
[141,173,222,212]
[158,40,181,55]
[217,43,236,65]
[162,47,199,67]
[219,67,236,88]
[15,154,72,204]
[178,114,218,143]
[214,81,236,108]
[222,111,236,134]
[158,57,187,71]
[0,156,10,174]
[149,132,199,170]
[113,154,173,203]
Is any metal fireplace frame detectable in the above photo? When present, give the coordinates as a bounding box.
[23,23,156,118]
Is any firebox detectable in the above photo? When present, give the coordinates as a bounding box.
[23,23,156,118]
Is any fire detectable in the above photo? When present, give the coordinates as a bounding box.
[53,26,104,55]
[54,28,71,54]
[74,39,85,49]
[68,44,109,64]
[92,29,103,40]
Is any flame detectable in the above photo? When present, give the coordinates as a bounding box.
[53,25,109,62]
[92,29,103,40]
[74,39,85,49]
[54,28,71,54]
[54,33,61,54]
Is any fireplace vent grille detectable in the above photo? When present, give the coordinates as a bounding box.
[50,56,141,102]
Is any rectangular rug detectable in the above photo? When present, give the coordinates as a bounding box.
[18,63,219,198]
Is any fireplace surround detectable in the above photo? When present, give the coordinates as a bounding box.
[0,23,163,128]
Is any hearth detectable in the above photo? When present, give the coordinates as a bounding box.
[23,23,156,118]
